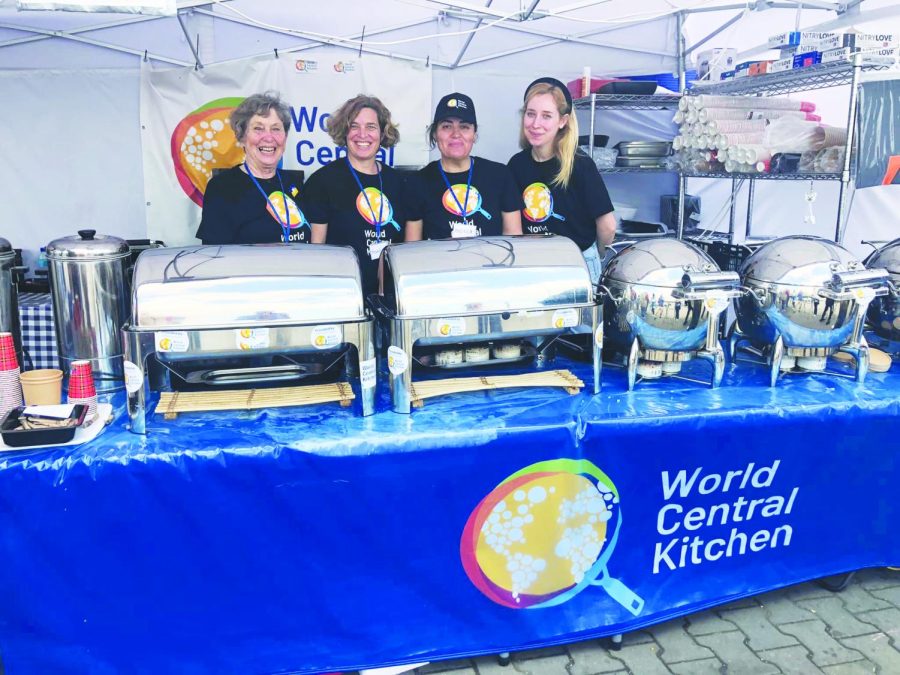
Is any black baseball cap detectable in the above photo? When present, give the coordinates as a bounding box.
[433,92,477,126]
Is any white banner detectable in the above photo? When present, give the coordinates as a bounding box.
[140,54,431,246]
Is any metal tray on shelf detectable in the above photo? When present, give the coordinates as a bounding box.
[615,156,668,168]
[615,141,672,157]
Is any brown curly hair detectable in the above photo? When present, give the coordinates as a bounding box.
[326,94,400,149]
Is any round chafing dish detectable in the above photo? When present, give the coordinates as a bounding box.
[729,235,890,385]
[599,238,740,390]
[865,238,900,350]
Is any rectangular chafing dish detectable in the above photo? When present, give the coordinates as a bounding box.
[122,243,376,433]
[370,236,602,413]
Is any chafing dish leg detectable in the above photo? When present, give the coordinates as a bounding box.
[123,328,155,435]
[355,320,377,416]
[626,338,640,392]
[770,336,785,387]
[389,320,414,414]
[592,309,602,394]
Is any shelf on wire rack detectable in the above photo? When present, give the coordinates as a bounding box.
[599,167,678,174]
[687,60,890,97]
[683,171,842,181]
[573,94,681,110]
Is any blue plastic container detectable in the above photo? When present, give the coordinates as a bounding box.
[621,69,698,91]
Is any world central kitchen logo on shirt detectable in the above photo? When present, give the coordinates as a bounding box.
[460,459,644,616]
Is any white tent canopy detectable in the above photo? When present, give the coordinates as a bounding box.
[0,0,898,264]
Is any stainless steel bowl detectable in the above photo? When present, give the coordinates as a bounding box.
[730,235,890,384]
[600,238,739,389]
[865,237,900,344]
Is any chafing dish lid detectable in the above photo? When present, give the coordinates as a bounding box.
[381,236,593,317]
[131,243,365,328]
[740,236,861,286]
[0,237,11,256]
[602,239,718,287]
[47,229,129,261]
[866,238,900,279]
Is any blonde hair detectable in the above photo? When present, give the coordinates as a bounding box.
[519,83,579,189]
[326,94,400,148]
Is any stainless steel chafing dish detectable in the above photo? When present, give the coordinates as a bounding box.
[865,238,900,355]
[728,235,890,385]
[599,238,741,390]
[370,236,601,413]
[122,244,376,433]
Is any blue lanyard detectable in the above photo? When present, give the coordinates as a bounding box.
[244,162,291,243]
[345,157,385,238]
[438,158,474,218]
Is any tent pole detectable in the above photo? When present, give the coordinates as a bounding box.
[676,10,686,240]
[176,11,203,69]
[452,0,494,69]
[684,11,744,56]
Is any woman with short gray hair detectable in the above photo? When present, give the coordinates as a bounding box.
[196,91,309,245]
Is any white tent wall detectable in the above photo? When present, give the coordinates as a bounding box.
[0,0,897,266]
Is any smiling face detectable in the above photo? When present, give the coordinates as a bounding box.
[241,108,286,177]
[435,118,477,166]
[523,92,568,157]
[347,107,382,166]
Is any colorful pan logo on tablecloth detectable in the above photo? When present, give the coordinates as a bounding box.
[266,190,309,232]
[356,187,401,232]
[460,459,644,615]
[171,97,245,206]
[442,185,492,219]
[522,182,566,223]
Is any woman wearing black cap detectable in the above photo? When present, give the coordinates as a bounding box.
[406,92,522,241]
[507,77,616,282]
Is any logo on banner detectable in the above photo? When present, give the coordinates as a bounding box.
[461,459,644,615]
[333,61,356,73]
[170,97,245,206]
[294,59,318,72]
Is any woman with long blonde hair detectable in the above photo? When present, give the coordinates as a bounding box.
[507,77,616,281]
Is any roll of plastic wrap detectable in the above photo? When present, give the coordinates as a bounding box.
[813,125,848,150]
[674,111,685,124]
[717,131,766,148]
[686,109,699,124]
[742,144,772,163]
[756,159,771,173]
[724,159,738,172]
[678,97,689,112]
[672,135,684,150]
[695,95,816,111]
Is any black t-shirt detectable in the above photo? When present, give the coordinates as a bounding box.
[196,166,309,244]
[506,150,614,250]
[410,157,522,239]
[304,159,411,296]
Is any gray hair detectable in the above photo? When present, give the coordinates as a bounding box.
[230,91,291,143]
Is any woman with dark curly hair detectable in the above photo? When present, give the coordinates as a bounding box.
[305,94,420,295]
[196,91,309,245]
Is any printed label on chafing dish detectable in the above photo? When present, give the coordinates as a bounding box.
[360,358,377,388]
[123,360,143,393]
[155,331,189,353]
[704,291,730,312]
[311,325,342,349]
[387,346,408,375]
[594,325,604,347]
[236,328,270,350]
[431,317,466,337]
[552,308,578,329]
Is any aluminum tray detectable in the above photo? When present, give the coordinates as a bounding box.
[616,156,668,168]
[615,141,673,157]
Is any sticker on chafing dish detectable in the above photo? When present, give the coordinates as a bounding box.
[360,358,377,389]
[387,346,408,375]
[155,331,189,353]
[703,290,730,312]
[123,360,143,393]
[594,325,604,347]
[311,325,342,349]
[853,287,876,301]
[552,308,578,329]
[236,328,270,350]
[431,317,466,337]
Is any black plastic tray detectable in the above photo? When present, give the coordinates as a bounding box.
[0,404,88,447]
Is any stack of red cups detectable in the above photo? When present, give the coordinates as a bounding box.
[67,360,98,421]
[0,332,23,420]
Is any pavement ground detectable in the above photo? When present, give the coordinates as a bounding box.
[406,567,900,675]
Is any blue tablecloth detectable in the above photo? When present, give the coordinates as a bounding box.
[0,356,897,674]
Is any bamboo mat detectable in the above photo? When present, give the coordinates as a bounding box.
[410,369,584,408]
[156,383,355,419]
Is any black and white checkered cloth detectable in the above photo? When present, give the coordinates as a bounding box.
[18,293,58,371]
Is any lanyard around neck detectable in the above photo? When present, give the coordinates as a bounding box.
[438,158,474,218]
[244,162,290,243]
[345,157,385,238]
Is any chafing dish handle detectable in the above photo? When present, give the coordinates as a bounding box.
[680,270,741,292]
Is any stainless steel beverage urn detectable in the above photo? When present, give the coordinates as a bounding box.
[0,237,22,366]
[46,229,130,391]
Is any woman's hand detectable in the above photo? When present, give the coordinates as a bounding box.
[501,210,523,235]
[311,223,328,243]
